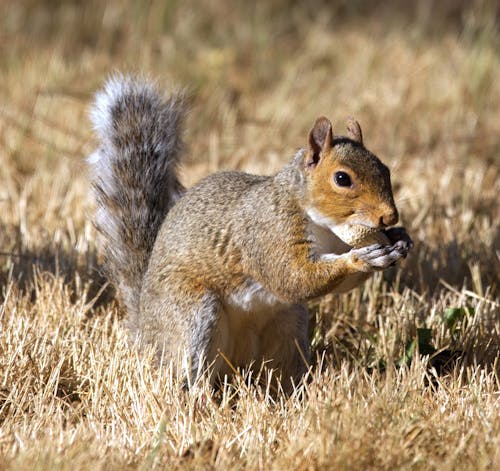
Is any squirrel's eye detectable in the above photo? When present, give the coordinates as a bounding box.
[334,171,352,187]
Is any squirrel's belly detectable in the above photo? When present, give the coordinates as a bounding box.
[215,279,291,369]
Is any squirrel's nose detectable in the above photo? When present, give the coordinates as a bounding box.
[379,209,398,227]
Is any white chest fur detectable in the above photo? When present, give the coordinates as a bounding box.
[307,218,372,293]
[225,279,286,327]
[307,219,352,255]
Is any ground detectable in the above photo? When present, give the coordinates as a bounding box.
[0,1,498,469]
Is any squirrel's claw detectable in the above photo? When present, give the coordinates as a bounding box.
[383,227,413,251]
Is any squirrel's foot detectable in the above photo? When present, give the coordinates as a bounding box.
[350,240,410,272]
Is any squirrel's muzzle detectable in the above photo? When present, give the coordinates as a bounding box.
[379,208,399,228]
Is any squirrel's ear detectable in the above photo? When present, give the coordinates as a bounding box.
[306,116,333,168]
[346,117,363,145]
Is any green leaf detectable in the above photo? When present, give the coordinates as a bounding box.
[396,328,436,367]
[397,339,416,367]
[444,308,465,329]
[444,307,474,338]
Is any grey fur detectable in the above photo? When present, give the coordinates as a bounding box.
[88,75,411,391]
[89,75,186,332]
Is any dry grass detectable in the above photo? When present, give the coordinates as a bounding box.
[0,1,499,469]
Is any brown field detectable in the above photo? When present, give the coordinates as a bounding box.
[0,1,498,469]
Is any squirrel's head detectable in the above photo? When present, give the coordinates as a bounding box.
[304,116,398,231]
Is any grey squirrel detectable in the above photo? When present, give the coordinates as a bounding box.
[88,75,412,391]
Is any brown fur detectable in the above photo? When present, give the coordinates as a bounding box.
[90,76,412,391]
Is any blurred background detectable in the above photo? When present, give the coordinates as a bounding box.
[0,0,498,290]
[1,5,498,467]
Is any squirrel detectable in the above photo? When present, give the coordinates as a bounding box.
[88,75,412,392]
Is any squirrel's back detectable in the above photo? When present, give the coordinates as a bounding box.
[88,75,186,331]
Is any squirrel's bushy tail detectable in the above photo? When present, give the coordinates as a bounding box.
[88,75,186,328]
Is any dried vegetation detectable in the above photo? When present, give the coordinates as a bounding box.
[0,1,498,469]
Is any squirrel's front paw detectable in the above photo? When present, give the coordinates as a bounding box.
[383,227,413,250]
[350,240,410,272]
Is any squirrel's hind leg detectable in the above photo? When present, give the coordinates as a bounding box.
[139,286,225,386]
